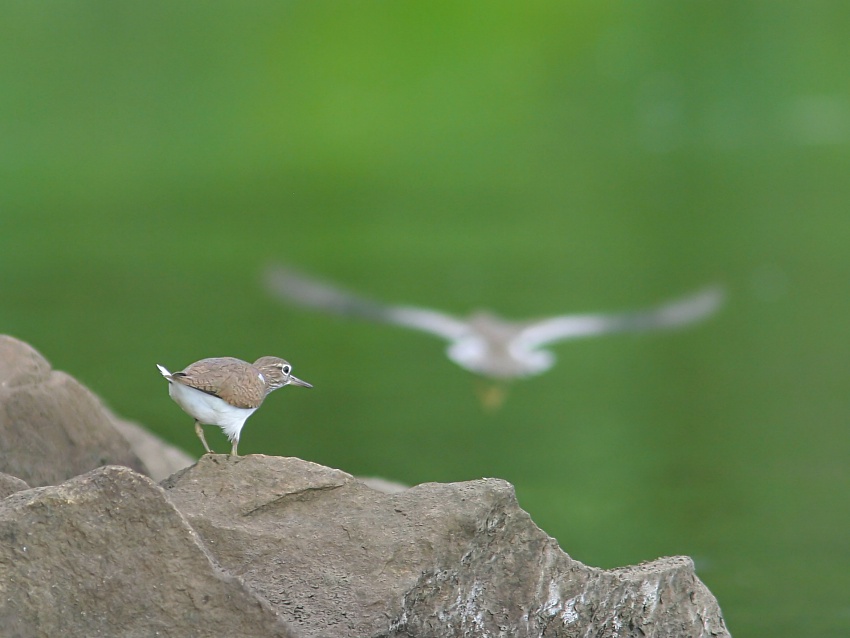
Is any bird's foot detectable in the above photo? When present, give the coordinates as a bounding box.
[475,382,508,412]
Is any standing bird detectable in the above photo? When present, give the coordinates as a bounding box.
[157,356,312,456]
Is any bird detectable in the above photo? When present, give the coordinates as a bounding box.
[263,264,724,407]
[156,356,312,456]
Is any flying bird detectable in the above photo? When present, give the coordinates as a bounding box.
[263,264,723,407]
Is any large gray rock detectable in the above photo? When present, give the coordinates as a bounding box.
[0,465,293,638]
[0,335,148,486]
[110,412,194,481]
[163,455,731,638]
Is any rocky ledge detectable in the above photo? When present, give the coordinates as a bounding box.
[0,455,730,637]
[0,334,731,637]
[0,334,193,485]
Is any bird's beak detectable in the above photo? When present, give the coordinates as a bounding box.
[288,375,313,388]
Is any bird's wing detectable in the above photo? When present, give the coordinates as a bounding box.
[263,264,470,342]
[171,358,264,409]
[514,285,725,350]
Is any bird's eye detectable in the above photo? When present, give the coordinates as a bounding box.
[282,365,291,375]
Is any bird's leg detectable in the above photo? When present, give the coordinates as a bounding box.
[194,421,214,454]
[230,439,239,457]
[474,381,509,412]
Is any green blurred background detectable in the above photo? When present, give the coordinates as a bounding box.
[2,1,849,635]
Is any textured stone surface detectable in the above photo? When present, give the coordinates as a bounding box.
[163,455,730,638]
[110,412,194,481]
[0,335,149,486]
[0,465,293,638]
[0,472,29,499]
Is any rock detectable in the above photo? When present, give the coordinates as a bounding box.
[0,335,51,385]
[163,455,731,638]
[110,412,194,481]
[357,475,409,494]
[0,465,294,638]
[0,335,148,486]
[0,472,29,499]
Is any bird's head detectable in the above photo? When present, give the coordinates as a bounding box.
[253,356,313,391]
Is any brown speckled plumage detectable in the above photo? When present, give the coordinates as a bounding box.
[158,355,312,456]
[170,357,271,409]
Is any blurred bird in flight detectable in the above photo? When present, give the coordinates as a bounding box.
[263,264,724,409]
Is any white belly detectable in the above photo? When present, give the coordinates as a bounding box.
[168,382,256,442]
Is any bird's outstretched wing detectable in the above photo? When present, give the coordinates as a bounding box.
[263,264,470,342]
[514,285,725,350]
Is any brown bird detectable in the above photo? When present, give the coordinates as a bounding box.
[157,356,312,456]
